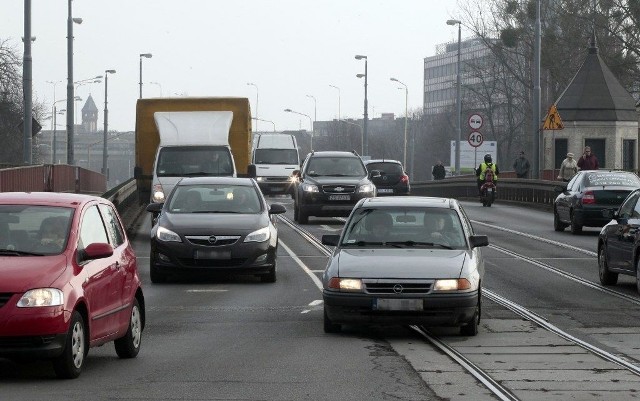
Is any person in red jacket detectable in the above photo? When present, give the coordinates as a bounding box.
[577,146,599,170]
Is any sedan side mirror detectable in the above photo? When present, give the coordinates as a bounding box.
[82,242,114,261]
[247,164,257,179]
[322,234,340,246]
[146,202,163,213]
[269,203,287,214]
[469,235,489,248]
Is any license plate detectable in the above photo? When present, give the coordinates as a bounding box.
[488,188,494,193]
[194,249,231,259]
[374,298,423,311]
[329,194,350,201]
[377,189,393,193]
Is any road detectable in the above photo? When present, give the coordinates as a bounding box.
[2,196,640,400]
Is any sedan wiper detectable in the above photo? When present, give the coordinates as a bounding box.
[386,241,454,250]
[191,210,242,214]
[0,249,45,256]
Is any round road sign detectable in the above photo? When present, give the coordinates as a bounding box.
[468,114,483,130]
[468,131,483,148]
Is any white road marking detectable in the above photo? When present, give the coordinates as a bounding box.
[309,300,323,306]
[320,225,341,232]
[186,289,229,293]
[301,310,310,314]
[279,240,323,290]
[310,270,324,273]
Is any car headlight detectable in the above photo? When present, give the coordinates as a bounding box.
[302,183,319,193]
[156,226,182,242]
[328,277,363,292]
[152,184,165,203]
[256,176,264,182]
[17,288,64,308]
[245,226,270,243]
[433,278,474,292]
[358,184,374,193]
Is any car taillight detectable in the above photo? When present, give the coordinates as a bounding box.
[581,191,596,204]
[400,174,409,183]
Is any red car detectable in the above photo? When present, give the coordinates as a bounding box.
[0,192,145,379]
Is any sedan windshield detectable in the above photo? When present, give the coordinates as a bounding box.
[306,157,366,177]
[0,205,74,255]
[341,208,467,249]
[168,184,262,214]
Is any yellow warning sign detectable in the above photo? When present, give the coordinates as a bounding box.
[543,104,564,130]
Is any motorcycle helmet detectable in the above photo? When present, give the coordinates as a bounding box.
[484,154,492,163]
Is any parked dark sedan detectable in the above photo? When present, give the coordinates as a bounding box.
[146,177,286,283]
[598,188,640,293]
[321,196,489,336]
[554,170,640,234]
[364,159,410,196]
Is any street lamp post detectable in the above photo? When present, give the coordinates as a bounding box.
[149,81,163,96]
[23,0,33,164]
[102,69,116,176]
[328,84,341,122]
[67,0,82,165]
[340,119,364,154]
[74,76,101,125]
[447,19,462,175]
[46,80,62,163]
[390,77,409,169]
[139,53,152,99]
[252,117,275,132]
[247,83,259,134]
[284,108,313,149]
[355,55,368,155]
[306,94,317,145]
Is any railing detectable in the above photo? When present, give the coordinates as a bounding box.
[0,164,106,194]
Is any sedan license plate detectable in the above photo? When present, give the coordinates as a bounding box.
[329,194,350,201]
[194,249,231,260]
[377,188,393,193]
[374,298,423,311]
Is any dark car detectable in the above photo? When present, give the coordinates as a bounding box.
[146,177,286,283]
[321,196,489,336]
[598,188,640,293]
[0,193,144,379]
[292,150,378,224]
[553,170,640,234]
[364,159,410,196]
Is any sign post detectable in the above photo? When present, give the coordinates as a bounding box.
[468,114,484,171]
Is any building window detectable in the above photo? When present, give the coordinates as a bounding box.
[623,139,635,171]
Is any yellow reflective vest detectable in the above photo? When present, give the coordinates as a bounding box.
[479,163,498,181]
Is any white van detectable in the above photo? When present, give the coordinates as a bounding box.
[252,134,299,196]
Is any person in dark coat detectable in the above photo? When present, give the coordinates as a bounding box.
[432,161,446,180]
[577,146,599,170]
[512,151,530,178]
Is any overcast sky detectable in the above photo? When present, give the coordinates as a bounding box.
[1,0,460,133]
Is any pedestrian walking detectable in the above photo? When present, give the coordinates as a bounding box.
[577,146,599,170]
[512,151,531,178]
[432,160,446,180]
[558,152,579,182]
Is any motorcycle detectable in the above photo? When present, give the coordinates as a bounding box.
[479,168,496,207]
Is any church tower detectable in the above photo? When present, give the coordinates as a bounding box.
[81,94,99,133]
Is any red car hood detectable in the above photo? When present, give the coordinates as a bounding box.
[0,255,68,292]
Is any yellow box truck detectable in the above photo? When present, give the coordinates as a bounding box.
[134,97,252,205]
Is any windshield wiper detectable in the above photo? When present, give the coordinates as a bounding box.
[0,249,45,256]
[386,241,454,250]
[191,210,242,214]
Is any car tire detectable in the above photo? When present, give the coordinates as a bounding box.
[52,311,86,379]
[114,298,143,359]
[598,246,618,285]
[553,208,567,231]
[323,308,341,333]
[150,263,167,284]
[570,211,582,234]
[261,259,277,283]
[460,296,480,337]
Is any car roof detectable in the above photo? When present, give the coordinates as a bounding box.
[364,159,402,165]
[358,196,456,209]
[177,177,256,186]
[308,151,360,158]
[0,192,98,207]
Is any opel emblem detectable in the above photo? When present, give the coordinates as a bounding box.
[335,187,345,192]
[208,235,218,244]
[393,284,403,294]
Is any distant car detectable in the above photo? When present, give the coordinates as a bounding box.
[364,159,410,196]
[321,196,489,336]
[554,170,640,234]
[146,177,286,283]
[292,150,378,224]
[0,192,144,379]
[598,188,640,293]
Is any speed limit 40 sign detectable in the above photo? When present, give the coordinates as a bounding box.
[468,131,484,147]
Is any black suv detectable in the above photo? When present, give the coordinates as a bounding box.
[292,151,378,224]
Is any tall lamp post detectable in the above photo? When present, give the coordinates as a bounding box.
[340,119,364,154]
[139,53,152,99]
[252,117,275,132]
[247,82,259,134]
[355,55,368,155]
[67,0,82,165]
[102,69,116,176]
[46,80,62,163]
[74,76,102,125]
[328,84,340,121]
[23,0,33,164]
[446,19,462,175]
[284,108,313,149]
[306,94,317,145]
[390,77,408,168]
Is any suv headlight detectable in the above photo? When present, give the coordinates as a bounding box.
[157,226,182,242]
[245,226,270,242]
[18,288,64,307]
[358,183,374,193]
[301,183,319,193]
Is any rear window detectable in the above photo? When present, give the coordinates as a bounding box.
[157,146,233,176]
[254,149,299,164]
[366,162,403,175]
[584,172,640,187]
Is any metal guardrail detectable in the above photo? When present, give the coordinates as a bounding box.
[103,178,138,215]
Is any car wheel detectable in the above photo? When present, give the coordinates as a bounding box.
[570,211,582,234]
[553,208,567,231]
[598,246,618,285]
[261,259,277,283]
[114,298,143,358]
[460,296,480,337]
[323,308,341,333]
[52,311,86,379]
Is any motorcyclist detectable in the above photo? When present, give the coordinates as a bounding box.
[476,154,499,196]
